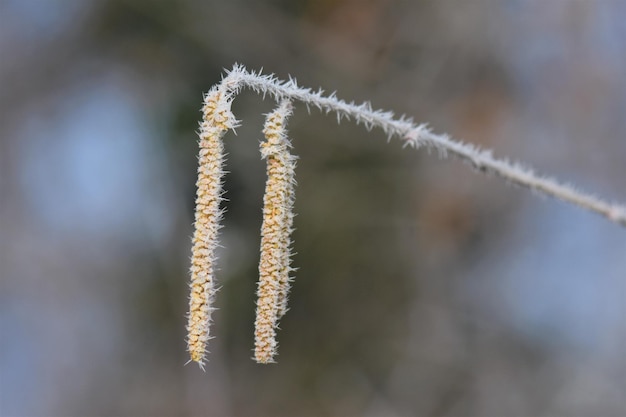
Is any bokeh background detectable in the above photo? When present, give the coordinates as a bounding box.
[1,1,625,416]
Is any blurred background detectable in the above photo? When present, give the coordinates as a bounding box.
[1,0,625,416]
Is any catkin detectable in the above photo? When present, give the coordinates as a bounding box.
[254,99,297,363]
[187,86,236,368]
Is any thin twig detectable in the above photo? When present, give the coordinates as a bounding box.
[218,64,626,228]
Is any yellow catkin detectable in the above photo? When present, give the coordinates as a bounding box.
[254,99,297,364]
[187,86,236,369]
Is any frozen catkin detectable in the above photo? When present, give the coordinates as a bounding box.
[254,99,298,364]
[187,85,237,369]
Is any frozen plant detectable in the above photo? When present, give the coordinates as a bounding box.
[186,65,626,367]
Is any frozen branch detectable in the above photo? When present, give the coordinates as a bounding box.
[216,64,626,228]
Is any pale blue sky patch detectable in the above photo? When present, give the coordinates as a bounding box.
[17,74,174,245]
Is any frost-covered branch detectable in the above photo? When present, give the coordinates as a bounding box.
[186,65,625,368]
[220,64,626,228]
